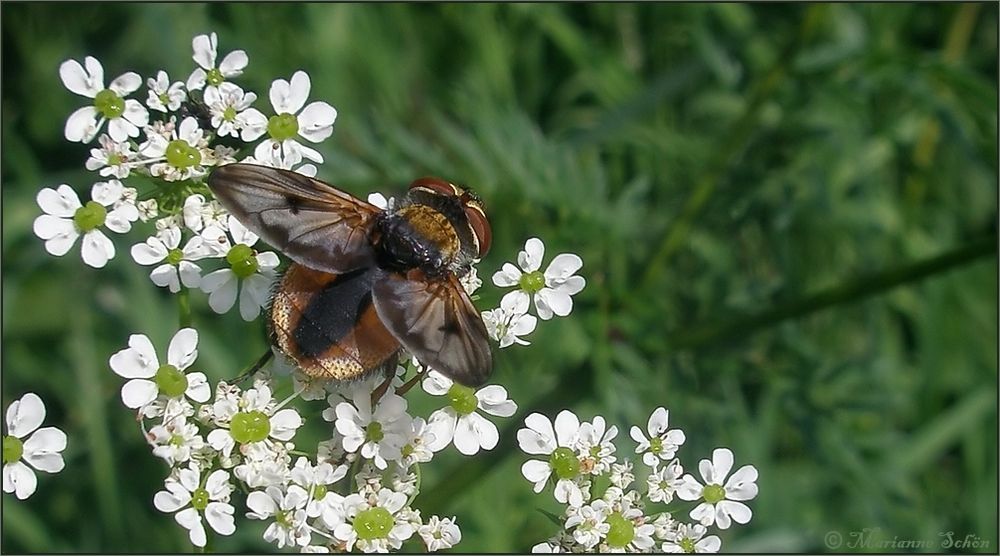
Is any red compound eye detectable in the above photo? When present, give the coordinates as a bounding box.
[409,177,459,197]
[464,203,491,258]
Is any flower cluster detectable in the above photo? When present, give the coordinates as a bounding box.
[519,408,758,553]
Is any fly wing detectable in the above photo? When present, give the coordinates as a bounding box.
[208,163,379,274]
[371,269,492,386]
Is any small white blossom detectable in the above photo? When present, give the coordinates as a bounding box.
[482,291,537,348]
[565,500,611,549]
[205,380,302,458]
[187,32,248,92]
[146,414,206,467]
[247,484,312,548]
[204,82,257,137]
[332,488,415,552]
[140,116,216,181]
[493,237,586,320]
[609,461,635,490]
[108,328,211,411]
[629,406,686,467]
[676,448,757,529]
[662,522,721,553]
[418,515,462,551]
[182,193,230,234]
[33,181,138,268]
[647,458,684,503]
[517,410,586,507]
[86,134,137,178]
[59,56,148,143]
[130,227,217,292]
[422,370,517,456]
[325,390,410,470]
[576,415,618,476]
[153,466,236,548]
[289,457,347,519]
[200,217,280,321]
[233,440,293,489]
[240,71,337,167]
[136,199,159,221]
[2,393,67,500]
[146,70,186,112]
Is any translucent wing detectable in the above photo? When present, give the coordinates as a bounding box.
[371,269,492,386]
[208,163,379,274]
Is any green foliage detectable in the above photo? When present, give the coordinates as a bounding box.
[2,3,996,553]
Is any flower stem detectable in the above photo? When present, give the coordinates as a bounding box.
[406,464,422,507]
[178,287,192,328]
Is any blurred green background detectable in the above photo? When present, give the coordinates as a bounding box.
[2,3,997,553]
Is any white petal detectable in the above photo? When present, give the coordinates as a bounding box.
[59,58,102,97]
[37,184,82,217]
[557,275,586,296]
[218,50,248,76]
[176,507,207,547]
[518,413,556,455]
[717,500,752,527]
[186,68,206,91]
[710,448,734,484]
[3,461,37,500]
[37,218,79,256]
[421,370,453,395]
[520,459,551,483]
[22,427,67,473]
[192,33,217,70]
[167,328,199,370]
[90,179,123,206]
[676,475,704,501]
[109,334,158,379]
[150,265,180,292]
[206,502,236,535]
[725,465,758,501]
[269,409,303,441]
[426,409,457,451]
[238,281,262,321]
[452,416,481,455]
[246,489,278,518]
[519,237,545,272]
[80,230,114,268]
[296,101,337,143]
[107,117,137,143]
[536,288,572,318]
[690,502,716,527]
[121,379,158,409]
[469,412,499,450]
[256,251,280,271]
[206,273,238,314]
[154,483,191,513]
[64,106,100,143]
[105,207,135,234]
[553,410,580,447]
[109,72,142,95]
[273,70,309,114]
[178,261,203,289]
[475,385,516,417]
[238,108,268,141]
[491,263,522,287]
[131,238,168,265]
[6,393,45,438]
[185,372,212,403]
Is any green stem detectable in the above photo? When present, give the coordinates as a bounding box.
[178,287,192,328]
[666,235,997,349]
[406,464,422,507]
[637,5,824,293]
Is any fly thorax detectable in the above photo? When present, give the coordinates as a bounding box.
[372,206,460,274]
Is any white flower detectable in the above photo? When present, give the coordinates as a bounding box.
[240,71,337,167]
[187,32,248,92]
[153,466,236,548]
[517,410,586,507]
[86,134,137,178]
[482,292,537,348]
[609,462,635,490]
[418,515,462,552]
[289,457,347,519]
[233,440,293,489]
[59,56,148,143]
[662,523,721,553]
[136,199,159,221]
[2,393,67,500]
[109,328,211,411]
[200,217,280,321]
[146,415,205,467]
[204,82,257,138]
[422,370,517,456]
[398,416,450,468]
[367,192,392,210]
[131,227,217,292]
[332,488,415,552]
[576,415,618,476]
[532,541,562,553]
[141,116,216,182]
[325,390,410,470]
[647,458,684,503]
[492,237,586,320]
[629,406,686,467]
[146,70,187,112]
[565,500,611,549]
[33,181,138,268]
[205,380,302,458]
[182,193,230,234]
[677,448,757,530]
[460,265,482,296]
[247,484,312,548]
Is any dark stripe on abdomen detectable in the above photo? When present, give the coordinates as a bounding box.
[294,267,376,358]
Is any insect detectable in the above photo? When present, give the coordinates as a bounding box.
[207,163,493,386]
